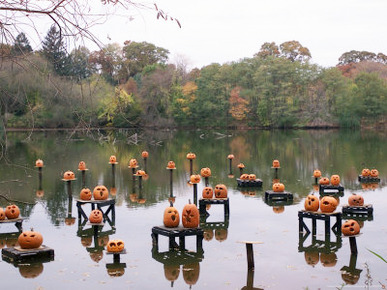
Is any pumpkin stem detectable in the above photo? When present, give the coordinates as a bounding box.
[169,201,173,207]
[188,199,191,204]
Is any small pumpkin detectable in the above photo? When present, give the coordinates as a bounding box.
[200,167,211,178]
[18,229,43,249]
[35,159,44,168]
[341,219,360,236]
[214,184,228,198]
[63,170,75,180]
[167,160,176,169]
[164,264,180,282]
[183,263,200,286]
[5,204,20,219]
[93,185,109,200]
[202,187,214,199]
[141,151,149,158]
[272,182,285,192]
[89,209,103,223]
[80,188,92,200]
[361,168,370,177]
[304,194,319,212]
[237,163,245,169]
[304,251,319,266]
[78,161,87,171]
[318,177,330,185]
[370,168,379,178]
[186,152,196,160]
[109,155,117,164]
[313,169,322,178]
[348,193,364,207]
[190,174,201,184]
[163,201,180,228]
[320,196,338,213]
[182,200,199,228]
[136,170,146,176]
[227,154,234,160]
[0,208,5,220]
[248,174,256,181]
[129,158,138,168]
[106,239,125,253]
[240,173,249,180]
[272,159,280,168]
[320,252,337,267]
[330,174,341,186]
[215,228,228,242]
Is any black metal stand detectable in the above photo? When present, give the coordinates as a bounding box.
[237,179,263,187]
[199,198,230,218]
[298,210,342,237]
[151,226,204,251]
[76,199,116,225]
[319,184,344,196]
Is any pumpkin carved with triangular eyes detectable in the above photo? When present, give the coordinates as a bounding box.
[341,219,360,236]
[202,187,214,199]
[18,229,43,249]
[107,239,125,253]
[80,188,92,200]
[348,193,364,207]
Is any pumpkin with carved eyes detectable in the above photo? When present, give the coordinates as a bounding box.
[136,170,146,176]
[348,193,364,207]
[202,187,214,199]
[107,239,125,253]
[78,161,87,171]
[318,177,330,185]
[141,151,149,158]
[35,159,44,168]
[272,182,285,192]
[18,229,43,249]
[330,174,341,186]
[182,200,199,228]
[80,188,92,200]
[93,185,109,200]
[5,204,20,219]
[109,155,117,164]
[129,158,138,168]
[272,160,280,168]
[342,219,360,236]
[370,169,379,178]
[361,168,370,177]
[304,194,319,212]
[248,174,256,181]
[0,208,5,220]
[320,196,338,213]
[167,161,176,169]
[227,154,234,160]
[89,209,103,224]
[186,152,196,160]
[200,167,211,178]
[240,174,249,180]
[163,202,180,228]
[313,169,322,178]
[63,170,75,180]
[190,174,201,184]
[214,184,228,198]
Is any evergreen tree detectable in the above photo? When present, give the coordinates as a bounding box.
[12,32,33,55]
[42,26,70,75]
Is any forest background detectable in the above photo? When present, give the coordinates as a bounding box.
[1,28,386,130]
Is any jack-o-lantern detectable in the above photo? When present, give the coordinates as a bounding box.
[163,202,180,228]
[89,209,103,223]
[227,154,234,160]
[35,159,44,168]
[273,206,285,214]
[63,170,75,180]
[272,183,285,192]
[248,174,256,181]
[5,204,20,219]
[214,184,228,198]
[182,200,199,228]
[186,152,196,160]
[304,194,319,212]
[203,229,214,241]
[80,188,92,200]
[320,252,337,267]
[330,174,341,186]
[129,158,138,168]
[318,177,330,185]
[200,167,211,178]
[78,161,87,171]
[320,196,338,213]
[107,239,125,253]
[190,174,201,184]
[215,228,228,242]
[341,219,360,236]
[304,251,319,266]
[18,263,44,279]
[109,155,117,164]
[93,185,109,200]
[370,169,379,178]
[348,193,364,207]
[183,263,200,286]
[202,187,214,199]
[141,151,149,158]
[18,229,43,249]
[240,174,249,180]
[272,160,280,168]
[164,264,180,282]
[361,168,370,177]
[167,161,176,169]
[136,170,146,176]
[313,169,322,178]
[237,163,245,169]
[0,208,5,220]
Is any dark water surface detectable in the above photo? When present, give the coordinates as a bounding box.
[0,129,386,289]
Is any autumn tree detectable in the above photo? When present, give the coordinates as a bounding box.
[228,86,249,121]
[255,40,311,63]
[338,50,387,65]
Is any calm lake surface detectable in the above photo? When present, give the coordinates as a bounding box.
[0,129,386,289]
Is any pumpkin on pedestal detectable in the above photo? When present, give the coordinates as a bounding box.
[93,185,109,200]
[80,188,92,201]
[109,155,117,164]
[186,152,196,160]
[313,169,322,178]
[190,174,201,184]
[202,187,214,199]
[0,208,5,220]
[348,193,364,207]
[18,229,43,249]
[89,209,103,224]
[342,219,360,236]
[167,161,176,169]
[129,158,138,168]
[35,159,44,168]
[106,239,125,253]
[330,174,341,186]
[370,169,379,178]
[272,159,280,168]
[304,194,319,212]
[248,174,256,181]
[200,167,211,178]
[318,177,330,185]
[214,184,228,198]
[5,204,20,219]
[272,183,285,192]
[182,200,199,228]
[78,161,87,171]
[240,174,249,180]
[320,196,338,213]
[141,151,149,158]
[361,168,370,177]
[163,202,180,228]
[227,154,234,160]
[237,163,245,169]
[63,170,75,180]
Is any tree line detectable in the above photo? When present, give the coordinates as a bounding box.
[1,29,386,130]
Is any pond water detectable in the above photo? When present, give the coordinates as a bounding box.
[0,129,386,289]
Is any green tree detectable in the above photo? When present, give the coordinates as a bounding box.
[338,50,387,65]
[69,46,93,80]
[12,32,33,55]
[89,43,122,84]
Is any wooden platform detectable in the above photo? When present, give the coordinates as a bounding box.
[199,198,229,217]
[342,204,374,221]
[151,226,203,251]
[0,217,24,232]
[319,184,344,196]
[298,210,342,236]
[2,245,54,263]
[358,175,380,183]
[264,198,293,206]
[264,191,293,201]
[237,178,263,187]
[76,199,116,225]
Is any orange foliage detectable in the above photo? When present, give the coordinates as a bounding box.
[228,86,249,121]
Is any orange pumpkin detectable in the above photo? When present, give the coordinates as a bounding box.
[93,185,109,200]
[109,155,117,164]
[35,159,44,168]
[318,177,330,185]
[78,161,87,171]
[348,193,364,207]
[313,169,321,178]
[240,173,249,180]
[186,152,196,160]
[0,208,5,220]
[182,200,199,228]
[272,183,285,192]
[63,170,75,180]
[214,184,228,198]
[79,188,92,200]
[361,168,370,177]
[18,229,43,249]
[5,204,20,219]
[272,159,280,168]
[304,194,319,212]
[190,174,201,184]
[320,196,337,213]
[167,160,176,169]
[183,263,200,286]
[248,174,256,181]
[163,202,180,228]
[136,170,146,176]
[106,239,125,253]
[341,219,360,236]
[129,158,138,168]
[370,169,379,178]
[202,187,214,199]
[164,264,180,282]
[237,163,245,169]
[200,167,211,178]
[89,209,103,223]
[330,174,341,186]
[320,252,337,267]
[141,151,149,158]
[227,154,234,159]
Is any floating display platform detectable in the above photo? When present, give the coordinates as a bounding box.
[151,226,203,251]
[237,178,263,187]
[2,245,54,263]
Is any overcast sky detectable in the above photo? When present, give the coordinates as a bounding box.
[86,0,386,69]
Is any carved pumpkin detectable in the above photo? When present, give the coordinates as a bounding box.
[93,185,109,200]
[361,168,370,177]
[18,229,43,249]
[240,173,249,180]
[272,159,280,168]
[63,170,75,180]
[80,188,92,200]
[304,194,319,212]
[214,184,228,198]
[5,204,20,219]
[215,228,228,242]
[186,152,196,160]
[330,174,341,186]
[164,264,180,282]
[141,151,149,158]
[18,263,44,279]
[202,187,214,199]
[136,170,146,176]
[348,193,364,206]
[341,219,360,236]
[227,154,234,159]
[318,177,330,185]
[129,158,138,168]
[313,169,322,178]
[272,182,285,192]
[237,163,245,169]
[248,174,256,181]
[320,252,337,267]
[89,209,103,224]
[273,206,285,214]
[304,251,319,266]
[203,229,214,241]
[370,168,379,178]
[182,200,199,228]
[200,167,211,178]
[107,239,125,253]
[78,161,86,171]
[35,159,44,168]
[0,208,5,220]
[167,161,176,169]
[320,196,338,213]
[163,201,180,228]
[190,174,201,184]
[109,155,117,164]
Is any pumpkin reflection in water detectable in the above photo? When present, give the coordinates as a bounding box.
[272,206,285,214]
[183,263,200,286]
[6,237,19,248]
[89,250,103,262]
[203,229,214,241]
[304,251,319,266]
[97,235,109,247]
[320,252,337,267]
[215,228,228,242]
[341,271,360,285]
[164,264,180,283]
[107,264,125,277]
[81,236,92,247]
[18,263,44,279]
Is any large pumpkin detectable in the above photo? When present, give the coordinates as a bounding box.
[330,174,341,186]
[320,196,338,213]
[318,177,330,185]
[272,183,285,192]
[79,188,92,200]
[163,201,180,228]
[5,204,20,219]
[341,219,360,236]
[304,194,319,212]
[370,169,379,178]
[214,184,228,198]
[313,169,322,178]
[89,209,103,223]
[182,200,199,228]
[202,187,214,199]
[186,152,196,160]
[63,170,75,180]
[348,193,364,207]
[18,229,43,249]
[200,167,211,178]
[93,185,109,200]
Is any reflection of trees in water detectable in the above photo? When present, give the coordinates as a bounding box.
[45,180,68,226]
